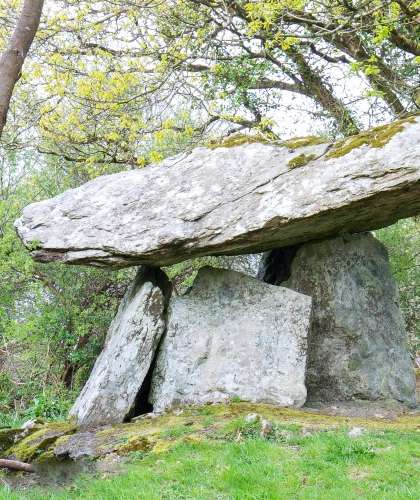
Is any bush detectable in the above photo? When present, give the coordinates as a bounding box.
[376,218,420,358]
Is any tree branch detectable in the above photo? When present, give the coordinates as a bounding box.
[0,459,35,473]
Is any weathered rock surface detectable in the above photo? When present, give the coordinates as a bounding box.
[70,267,171,427]
[15,116,420,268]
[149,267,312,411]
[216,253,266,278]
[280,233,416,405]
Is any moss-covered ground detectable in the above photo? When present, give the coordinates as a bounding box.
[0,403,419,499]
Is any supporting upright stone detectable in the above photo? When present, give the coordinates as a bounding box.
[150,267,312,412]
[70,267,171,427]
[280,233,416,405]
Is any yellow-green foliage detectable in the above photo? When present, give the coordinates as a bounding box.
[288,153,317,169]
[326,115,417,159]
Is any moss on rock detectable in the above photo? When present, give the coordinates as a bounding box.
[5,422,76,462]
[0,428,24,453]
[282,135,328,150]
[288,153,317,169]
[207,133,330,151]
[8,403,419,465]
[206,133,272,149]
[326,115,417,159]
[116,436,153,455]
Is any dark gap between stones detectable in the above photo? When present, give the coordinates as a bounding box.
[260,244,301,285]
[125,354,156,418]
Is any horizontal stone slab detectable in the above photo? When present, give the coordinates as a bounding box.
[15,115,420,268]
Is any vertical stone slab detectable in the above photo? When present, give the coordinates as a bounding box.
[281,233,416,405]
[70,267,171,426]
[150,267,312,412]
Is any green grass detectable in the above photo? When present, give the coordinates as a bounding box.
[1,425,419,499]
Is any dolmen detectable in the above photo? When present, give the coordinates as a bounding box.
[15,115,420,426]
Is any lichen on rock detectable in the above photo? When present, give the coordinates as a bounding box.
[5,422,76,462]
[326,114,417,159]
[288,153,317,169]
[279,233,416,405]
[150,267,311,412]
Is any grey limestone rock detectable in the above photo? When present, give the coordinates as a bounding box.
[15,117,420,268]
[215,253,267,278]
[70,267,171,426]
[281,233,416,405]
[149,267,312,411]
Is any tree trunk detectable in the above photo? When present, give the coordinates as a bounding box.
[0,0,44,137]
[289,49,360,135]
[330,33,407,116]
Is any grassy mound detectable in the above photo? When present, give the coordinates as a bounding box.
[1,403,419,499]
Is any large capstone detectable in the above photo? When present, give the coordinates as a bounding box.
[149,267,312,411]
[70,267,171,427]
[279,233,416,405]
[15,116,420,268]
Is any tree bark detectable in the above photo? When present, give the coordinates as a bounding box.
[0,0,44,137]
[0,459,35,473]
[327,33,407,116]
[288,49,360,135]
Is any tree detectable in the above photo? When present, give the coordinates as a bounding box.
[0,0,44,137]
[9,0,411,170]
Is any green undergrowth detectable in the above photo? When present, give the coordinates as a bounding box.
[1,403,419,499]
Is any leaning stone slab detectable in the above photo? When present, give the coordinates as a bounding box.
[281,233,416,405]
[149,267,312,412]
[70,267,171,427]
[15,116,420,268]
